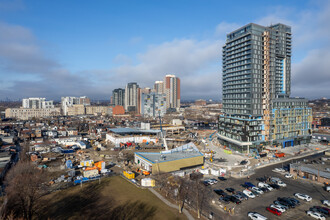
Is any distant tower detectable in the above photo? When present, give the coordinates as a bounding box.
[124,82,139,112]
[154,81,164,94]
[164,75,180,109]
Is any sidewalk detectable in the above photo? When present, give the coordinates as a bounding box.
[148,188,195,220]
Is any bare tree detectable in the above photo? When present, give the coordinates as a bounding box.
[5,161,48,220]
[190,172,210,218]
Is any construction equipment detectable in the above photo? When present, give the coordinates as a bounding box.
[158,110,168,151]
[209,131,217,141]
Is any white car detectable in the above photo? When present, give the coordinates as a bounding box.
[252,187,264,195]
[248,212,268,220]
[270,204,286,213]
[322,200,330,206]
[294,193,312,201]
[258,182,274,191]
[285,173,293,178]
[277,181,287,187]
[306,211,326,220]
[243,189,256,198]
[273,168,285,173]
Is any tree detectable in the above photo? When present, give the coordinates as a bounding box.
[190,172,210,218]
[5,161,48,220]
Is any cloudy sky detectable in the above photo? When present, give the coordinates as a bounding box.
[0,0,329,101]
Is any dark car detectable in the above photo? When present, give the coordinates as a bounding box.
[226,188,235,193]
[229,195,241,204]
[260,187,269,192]
[241,183,250,188]
[214,189,227,197]
[256,177,267,182]
[218,177,227,181]
[269,183,280,189]
[310,206,330,216]
[277,197,295,208]
[287,197,300,206]
[240,160,248,165]
[244,182,255,188]
[203,181,210,186]
[219,196,231,204]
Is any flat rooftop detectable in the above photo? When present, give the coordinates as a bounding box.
[135,142,203,164]
[109,127,161,135]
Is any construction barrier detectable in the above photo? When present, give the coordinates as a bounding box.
[224,149,232,154]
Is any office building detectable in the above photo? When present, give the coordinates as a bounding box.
[22,98,54,109]
[141,93,167,117]
[112,88,125,106]
[125,82,139,112]
[154,81,164,94]
[218,23,312,152]
[164,75,180,110]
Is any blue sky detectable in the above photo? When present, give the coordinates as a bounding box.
[0,0,329,100]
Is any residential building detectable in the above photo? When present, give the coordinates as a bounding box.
[112,88,125,107]
[141,93,167,117]
[154,81,164,94]
[164,75,180,110]
[218,23,312,153]
[124,82,139,112]
[5,108,61,120]
[85,106,112,116]
[61,96,90,115]
[66,104,85,116]
[22,98,54,109]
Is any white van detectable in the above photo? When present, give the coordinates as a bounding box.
[258,182,274,191]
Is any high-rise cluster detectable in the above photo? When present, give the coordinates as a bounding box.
[111,74,180,117]
[218,23,312,152]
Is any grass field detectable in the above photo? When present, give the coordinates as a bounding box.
[37,175,186,220]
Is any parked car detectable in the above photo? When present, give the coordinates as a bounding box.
[240,160,248,165]
[243,189,256,198]
[285,173,293,178]
[245,182,255,188]
[241,183,250,188]
[226,188,235,194]
[270,204,286,213]
[273,168,285,172]
[277,197,296,208]
[274,201,289,210]
[260,187,270,193]
[256,177,267,182]
[276,180,287,187]
[287,197,301,206]
[218,176,227,181]
[252,187,264,195]
[233,194,244,201]
[306,211,326,220]
[258,182,274,191]
[322,200,330,207]
[266,206,282,216]
[219,196,230,204]
[236,191,249,200]
[294,193,312,201]
[310,206,330,216]
[214,189,227,197]
[209,178,218,184]
[229,195,241,204]
[247,212,268,220]
[269,183,280,190]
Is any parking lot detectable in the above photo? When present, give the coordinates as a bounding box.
[205,153,329,220]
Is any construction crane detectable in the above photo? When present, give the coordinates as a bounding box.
[159,111,168,151]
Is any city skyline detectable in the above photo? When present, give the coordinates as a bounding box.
[0,0,329,100]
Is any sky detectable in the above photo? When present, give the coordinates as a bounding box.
[0,0,329,101]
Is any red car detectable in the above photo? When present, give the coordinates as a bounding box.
[266,207,282,216]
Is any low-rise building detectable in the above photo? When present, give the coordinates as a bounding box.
[134,142,204,174]
[5,108,61,120]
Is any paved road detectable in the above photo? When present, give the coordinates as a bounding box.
[204,152,329,220]
[148,188,195,220]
